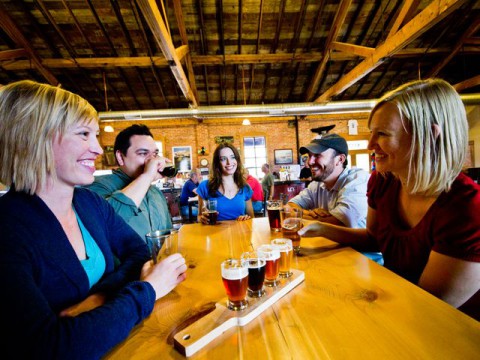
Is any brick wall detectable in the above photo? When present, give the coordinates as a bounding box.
[97,113,371,170]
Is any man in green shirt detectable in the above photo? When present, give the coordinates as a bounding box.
[261,163,275,201]
[87,124,172,238]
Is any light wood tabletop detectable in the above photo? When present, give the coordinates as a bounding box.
[104,218,480,359]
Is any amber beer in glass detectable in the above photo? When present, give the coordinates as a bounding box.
[241,251,266,298]
[257,244,280,287]
[267,200,282,231]
[271,238,293,278]
[221,259,249,310]
[280,207,303,255]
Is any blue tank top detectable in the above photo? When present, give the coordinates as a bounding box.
[75,207,106,288]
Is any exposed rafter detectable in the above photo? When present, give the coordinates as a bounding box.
[136,0,198,106]
[316,0,468,102]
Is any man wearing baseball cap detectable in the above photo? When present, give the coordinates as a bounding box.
[288,133,369,229]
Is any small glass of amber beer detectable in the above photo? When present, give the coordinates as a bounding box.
[257,244,280,287]
[271,238,293,278]
[280,207,303,255]
[241,251,266,298]
[221,259,249,310]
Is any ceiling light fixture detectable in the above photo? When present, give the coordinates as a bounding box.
[242,119,251,126]
[104,125,114,132]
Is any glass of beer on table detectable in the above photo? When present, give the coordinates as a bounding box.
[280,207,303,255]
[257,244,280,287]
[205,199,219,225]
[221,259,249,310]
[266,200,282,231]
[271,238,293,278]
[241,251,266,298]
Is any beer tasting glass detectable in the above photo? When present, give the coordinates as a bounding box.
[257,244,280,287]
[266,200,282,232]
[160,228,179,256]
[271,238,293,278]
[241,251,266,298]
[221,258,249,311]
[280,207,303,255]
[206,198,219,225]
[145,230,168,264]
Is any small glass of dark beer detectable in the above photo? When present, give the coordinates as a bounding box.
[241,251,266,298]
[267,200,282,232]
[221,259,249,311]
[271,238,293,278]
[257,244,280,287]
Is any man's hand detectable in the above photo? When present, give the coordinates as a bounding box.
[303,208,331,220]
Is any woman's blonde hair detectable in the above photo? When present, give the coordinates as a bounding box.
[0,80,98,194]
[369,78,467,196]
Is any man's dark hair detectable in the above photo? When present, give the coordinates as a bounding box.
[113,124,153,156]
[332,149,348,168]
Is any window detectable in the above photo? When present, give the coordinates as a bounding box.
[243,136,267,179]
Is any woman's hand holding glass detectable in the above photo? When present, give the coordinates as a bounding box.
[141,253,187,300]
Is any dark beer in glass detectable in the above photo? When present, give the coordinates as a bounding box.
[241,252,266,298]
[267,200,282,231]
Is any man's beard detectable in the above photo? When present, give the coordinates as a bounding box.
[312,160,335,182]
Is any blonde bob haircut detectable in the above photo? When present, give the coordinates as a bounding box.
[368,78,468,196]
[0,80,98,195]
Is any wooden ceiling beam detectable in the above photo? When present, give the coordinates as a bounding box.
[453,75,480,92]
[316,0,468,102]
[387,0,418,38]
[173,0,199,103]
[136,0,198,106]
[305,0,353,101]
[4,46,478,71]
[427,18,480,77]
[0,48,28,60]
[331,42,375,58]
[0,4,58,85]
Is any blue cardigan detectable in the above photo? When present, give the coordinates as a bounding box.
[0,187,156,359]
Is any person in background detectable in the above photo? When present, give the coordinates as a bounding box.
[0,80,187,359]
[196,143,254,223]
[287,133,380,263]
[180,168,200,219]
[299,155,312,181]
[245,168,264,213]
[299,79,480,321]
[288,133,369,228]
[261,163,275,200]
[87,124,172,238]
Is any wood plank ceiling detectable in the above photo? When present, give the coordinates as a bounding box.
[0,0,479,113]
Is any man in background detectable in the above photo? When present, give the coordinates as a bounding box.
[180,168,200,220]
[288,134,382,264]
[261,163,275,201]
[87,124,172,238]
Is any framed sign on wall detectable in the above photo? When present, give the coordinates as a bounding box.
[274,149,293,165]
[172,146,192,172]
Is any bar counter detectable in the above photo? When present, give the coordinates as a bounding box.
[104,218,480,359]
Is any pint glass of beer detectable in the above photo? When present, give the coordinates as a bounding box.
[221,259,249,310]
[241,251,266,298]
[266,200,282,231]
[206,199,219,225]
[257,244,280,287]
[280,207,303,255]
[271,238,293,278]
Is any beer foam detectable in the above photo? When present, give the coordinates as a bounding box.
[222,267,248,280]
[282,217,302,230]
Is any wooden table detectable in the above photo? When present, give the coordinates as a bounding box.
[105,218,480,359]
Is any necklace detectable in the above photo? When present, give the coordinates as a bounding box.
[221,184,238,197]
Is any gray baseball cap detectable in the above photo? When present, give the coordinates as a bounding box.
[299,134,348,156]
